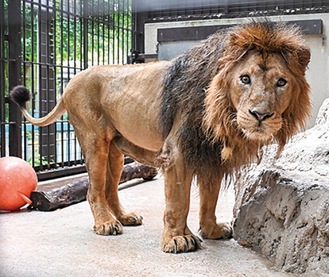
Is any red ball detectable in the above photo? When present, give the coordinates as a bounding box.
[0,156,37,211]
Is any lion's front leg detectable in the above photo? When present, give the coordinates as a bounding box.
[198,177,232,240]
[161,145,201,253]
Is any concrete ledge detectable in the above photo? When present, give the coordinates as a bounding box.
[233,99,329,275]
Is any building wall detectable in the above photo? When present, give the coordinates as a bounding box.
[144,13,329,127]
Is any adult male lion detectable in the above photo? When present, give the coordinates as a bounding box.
[11,22,311,253]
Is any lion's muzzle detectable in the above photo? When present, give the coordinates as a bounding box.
[237,109,282,141]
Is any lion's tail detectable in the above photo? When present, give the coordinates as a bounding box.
[10,85,66,127]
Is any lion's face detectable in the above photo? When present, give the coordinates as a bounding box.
[229,51,295,141]
[204,22,310,161]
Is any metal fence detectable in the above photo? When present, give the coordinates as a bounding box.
[137,0,329,22]
[0,0,133,180]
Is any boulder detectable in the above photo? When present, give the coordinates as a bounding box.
[233,99,329,275]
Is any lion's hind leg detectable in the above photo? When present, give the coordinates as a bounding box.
[198,178,232,240]
[105,141,143,226]
[79,134,123,236]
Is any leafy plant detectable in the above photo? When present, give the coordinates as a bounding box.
[27,151,56,167]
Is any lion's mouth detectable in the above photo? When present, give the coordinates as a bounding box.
[240,120,278,141]
[241,126,272,141]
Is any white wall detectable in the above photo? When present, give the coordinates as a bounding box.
[144,14,329,127]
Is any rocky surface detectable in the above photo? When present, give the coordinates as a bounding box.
[233,99,329,275]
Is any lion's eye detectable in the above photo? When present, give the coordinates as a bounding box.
[277,78,287,87]
[240,75,251,85]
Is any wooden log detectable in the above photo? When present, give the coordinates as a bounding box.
[29,176,89,211]
[29,162,158,211]
[120,163,158,183]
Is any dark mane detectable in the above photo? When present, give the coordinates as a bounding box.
[161,31,227,137]
[160,30,228,182]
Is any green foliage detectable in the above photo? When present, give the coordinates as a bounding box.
[54,0,132,65]
[23,0,132,67]
[27,151,56,167]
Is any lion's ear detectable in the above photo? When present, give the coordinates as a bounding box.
[297,46,311,72]
[283,46,311,75]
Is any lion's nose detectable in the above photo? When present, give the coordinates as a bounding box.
[249,109,274,122]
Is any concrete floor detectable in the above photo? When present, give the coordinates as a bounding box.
[0,175,291,277]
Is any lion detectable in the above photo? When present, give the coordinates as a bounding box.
[10,21,311,253]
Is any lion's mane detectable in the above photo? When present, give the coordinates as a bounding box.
[160,21,311,184]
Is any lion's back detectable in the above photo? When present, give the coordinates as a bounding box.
[63,61,170,151]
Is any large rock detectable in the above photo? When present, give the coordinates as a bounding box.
[233,99,329,275]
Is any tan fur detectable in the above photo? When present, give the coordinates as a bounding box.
[11,22,311,254]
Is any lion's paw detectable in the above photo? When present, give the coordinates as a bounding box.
[162,234,202,254]
[199,222,232,240]
[94,220,123,236]
[118,213,143,226]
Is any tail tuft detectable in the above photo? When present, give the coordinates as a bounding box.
[10,85,31,108]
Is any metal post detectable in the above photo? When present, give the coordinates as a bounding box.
[0,0,6,157]
[8,0,22,157]
[83,0,89,69]
[38,6,56,169]
[132,1,145,55]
